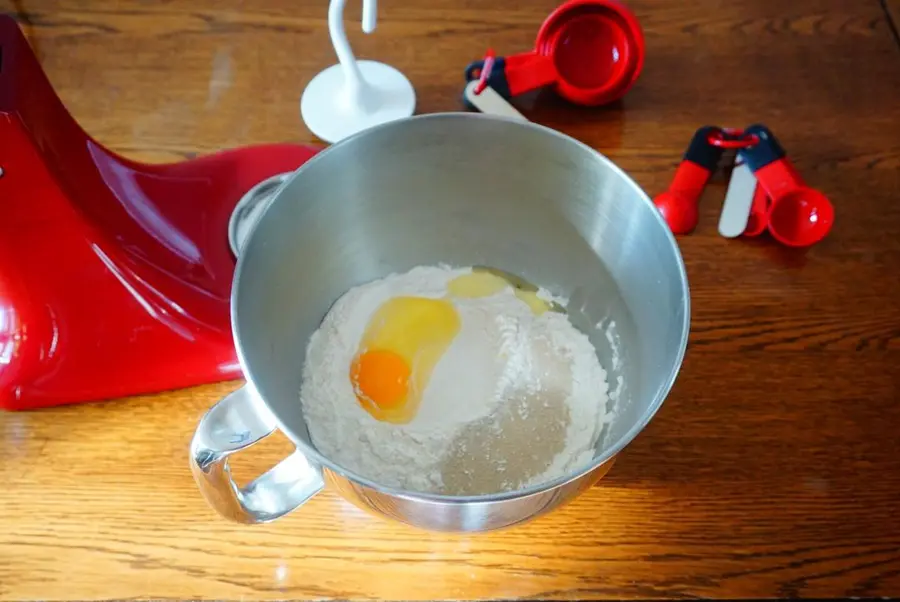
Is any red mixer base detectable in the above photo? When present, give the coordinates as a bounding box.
[0,16,319,410]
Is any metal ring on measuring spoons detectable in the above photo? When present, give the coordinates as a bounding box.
[707,128,760,150]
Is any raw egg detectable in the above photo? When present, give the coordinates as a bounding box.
[512,289,551,315]
[350,296,460,423]
[446,270,509,298]
[448,269,555,314]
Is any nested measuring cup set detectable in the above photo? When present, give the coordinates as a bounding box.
[464,0,645,107]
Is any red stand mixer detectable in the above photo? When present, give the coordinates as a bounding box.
[0,16,319,410]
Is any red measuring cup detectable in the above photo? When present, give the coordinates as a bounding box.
[740,125,834,247]
[464,0,645,106]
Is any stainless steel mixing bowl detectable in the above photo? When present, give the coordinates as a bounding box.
[190,113,690,531]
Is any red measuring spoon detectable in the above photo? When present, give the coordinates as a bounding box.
[741,125,834,247]
[743,184,770,237]
[653,126,724,234]
[464,0,645,106]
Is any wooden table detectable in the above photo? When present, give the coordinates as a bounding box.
[2,0,900,599]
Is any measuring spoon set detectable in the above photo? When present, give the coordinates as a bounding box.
[653,125,834,247]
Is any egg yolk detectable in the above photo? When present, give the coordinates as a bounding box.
[349,271,556,424]
[350,349,410,411]
[350,296,460,424]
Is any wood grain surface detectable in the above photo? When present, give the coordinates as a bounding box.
[2,0,900,599]
[886,0,900,35]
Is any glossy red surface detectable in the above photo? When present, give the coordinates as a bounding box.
[652,160,712,235]
[754,159,835,247]
[504,0,645,106]
[743,184,770,237]
[0,16,319,410]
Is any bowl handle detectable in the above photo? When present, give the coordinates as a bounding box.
[189,385,324,523]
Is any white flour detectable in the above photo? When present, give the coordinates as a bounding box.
[300,265,612,495]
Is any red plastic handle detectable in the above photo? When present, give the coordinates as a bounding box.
[654,125,726,235]
[756,160,834,246]
[502,52,559,96]
[653,160,713,235]
[751,159,834,247]
[740,125,834,247]
[752,157,807,202]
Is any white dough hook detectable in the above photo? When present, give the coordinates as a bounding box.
[301,0,416,143]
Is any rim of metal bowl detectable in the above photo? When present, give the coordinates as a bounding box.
[232,112,691,505]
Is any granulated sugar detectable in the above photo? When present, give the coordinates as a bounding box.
[299,265,612,495]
